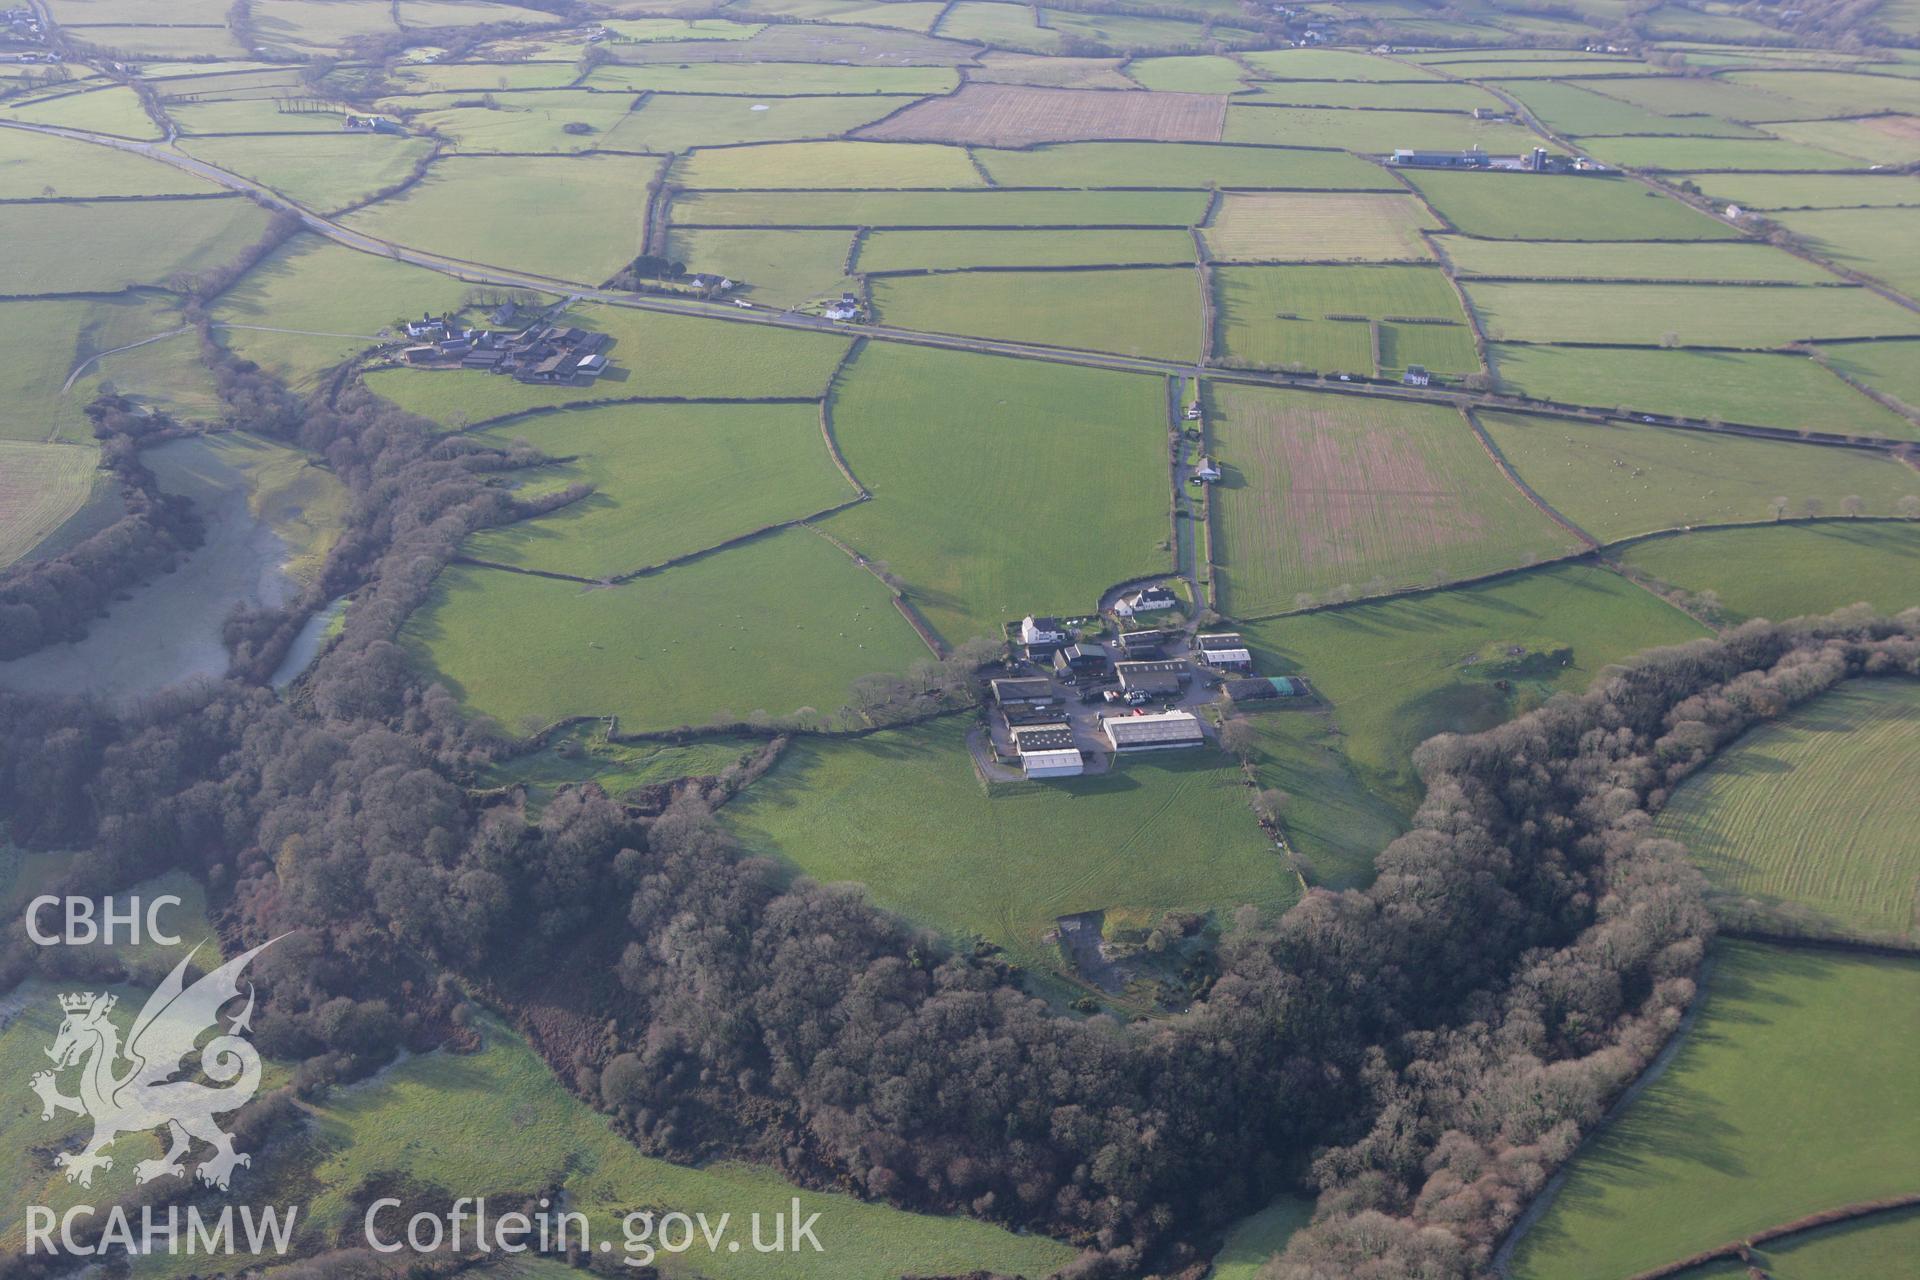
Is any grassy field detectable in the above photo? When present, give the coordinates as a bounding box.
[464,401,856,580]
[1437,236,1834,283]
[406,528,929,734]
[0,293,207,443]
[590,61,960,95]
[1215,264,1476,375]
[821,343,1167,643]
[1663,171,1919,210]
[344,155,662,285]
[726,716,1293,972]
[1241,48,1446,79]
[1617,521,1920,621]
[1768,116,1920,165]
[1495,78,1760,137]
[1244,711,1404,891]
[1466,282,1920,346]
[860,228,1194,271]
[615,93,919,151]
[670,188,1209,226]
[367,304,850,425]
[405,97,642,153]
[1241,564,1707,806]
[1654,679,1920,941]
[1209,1196,1317,1280]
[169,98,356,135]
[1488,344,1918,439]
[296,1013,1077,1280]
[973,139,1396,189]
[0,440,98,567]
[677,140,983,189]
[8,84,161,138]
[1482,411,1920,540]
[1687,1206,1920,1280]
[871,266,1203,359]
[858,82,1227,147]
[1223,105,1539,153]
[1822,339,1920,414]
[1202,192,1439,262]
[1773,207,1920,300]
[1125,54,1247,92]
[0,126,218,198]
[1512,944,1920,1280]
[1243,79,1504,111]
[1402,171,1738,240]
[0,197,268,295]
[212,234,488,389]
[662,227,855,306]
[178,133,437,214]
[1210,386,1579,614]
[1584,134,1857,170]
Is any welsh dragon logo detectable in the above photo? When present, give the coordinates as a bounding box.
[30,940,274,1191]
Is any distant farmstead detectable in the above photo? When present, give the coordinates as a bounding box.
[399,316,614,386]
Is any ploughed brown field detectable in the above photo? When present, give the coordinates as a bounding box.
[857,83,1227,145]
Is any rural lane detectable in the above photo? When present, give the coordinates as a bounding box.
[5,118,1914,453]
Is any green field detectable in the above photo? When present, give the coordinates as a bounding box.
[1482,411,1920,540]
[405,95,643,153]
[1495,78,1761,138]
[670,188,1210,227]
[169,98,355,135]
[1203,192,1439,262]
[1687,1207,1920,1280]
[343,155,662,284]
[972,140,1397,189]
[1617,521,1920,621]
[1489,344,1918,439]
[1223,105,1539,153]
[0,440,98,567]
[1773,206,1920,299]
[1209,1196,1317,1280]
[1769,116,1920,165]
[615,93,919,152]
[464,402,856,580]
[1584,133,1857,170]
[590,61,960,95]
[8,84,161,139]
[1512,944,1920,1280]
[1438,236,1834,283]
[0,197,268,295]
[1664,171,1919,210]
[296,1014,1077,1280]
[1241,48,1448,80]
[1822,339,1920,414]
[860,228,1194,271]
[1125,54,1248,92]
[1655,679,1920,941]
[1216,264,1477,374]
[1211,386,1577,614]
[0,293,206,443]
[367,304,849,425]
[1466,281,1920,346]
[212,234,489,389]
[1403,171,1739,240]
[662,227,855,306]
[179,133,438,213]
[872,266,1203,359]
[677,140,983,189]
[0,126,218,198]
[821,343,1167,643]
[1241,564,1707,805]
[407,528,929,734]
[1244,79,1504,111]
[1243,711,1404,891]
[726,716,1293,972]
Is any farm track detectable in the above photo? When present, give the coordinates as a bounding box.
[8,118,1914,459]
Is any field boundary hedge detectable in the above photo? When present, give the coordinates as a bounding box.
[454,394,823,435]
